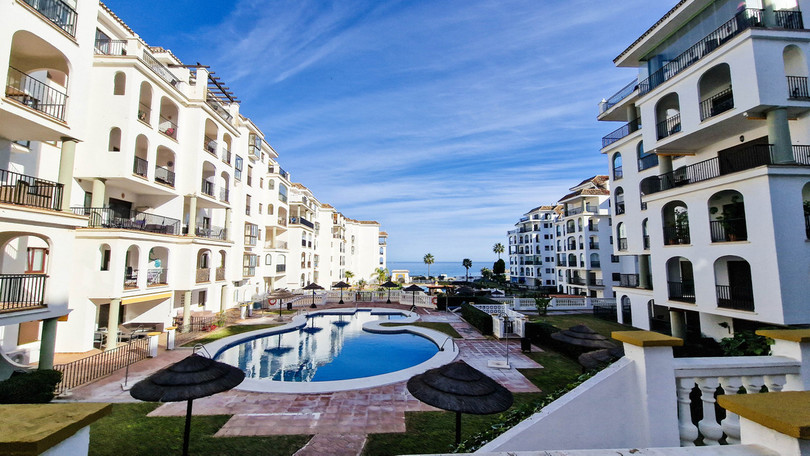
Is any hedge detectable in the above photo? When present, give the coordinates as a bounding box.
[460,302,493,335]
[0,369,62,404]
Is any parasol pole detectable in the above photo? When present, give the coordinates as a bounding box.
[455,411,462,445]
[183,398,193,456]
[339,286,344,304]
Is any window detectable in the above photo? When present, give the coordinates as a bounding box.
[248,133,261,159]
[113,72,126,95]
[243,254,258,276]
[247,165,253,186]
[198,290,207,307]
[100,247,111,271]
[26,248,48,273]
[278,184,288,203]
[234,155,243,181]
[245,195,251,215]
[244,223,258,246]
[265,254,272,265]
[258,203,263,214]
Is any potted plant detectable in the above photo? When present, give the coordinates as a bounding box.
[714,196,744,241]
[675,210,689,244]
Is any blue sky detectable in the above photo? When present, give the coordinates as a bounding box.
[103,0,674,262]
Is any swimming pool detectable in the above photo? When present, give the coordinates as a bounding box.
[211,310,451,392]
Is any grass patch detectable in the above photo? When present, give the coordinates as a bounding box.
[519,348,582,392]
[181,324,281,347]
[532,313,633,339]
[89,402,310,456]
[380,322,462,339]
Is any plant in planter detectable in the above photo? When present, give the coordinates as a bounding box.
[674,210,689,244]
[714,195,744,241]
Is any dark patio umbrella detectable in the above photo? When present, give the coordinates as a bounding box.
[301,316,323,334]
[407,360,513,445]
[550,324,617,350]
[264,332,295,356]
[269,290,296,320]
[130,352,245,456]
[402,284,423,310]
[333,280,350,304]
[380,280,398,304]
[303,282,324,308]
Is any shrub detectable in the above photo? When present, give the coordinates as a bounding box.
[524,321,560,347]
[720,330,772,356]
[460,302,493,335]
[0,369,62,404]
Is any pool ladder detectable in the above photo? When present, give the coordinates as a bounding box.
[439,337,456,352]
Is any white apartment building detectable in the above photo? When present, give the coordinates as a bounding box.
[552,176,619,299]
[598,0,810,339]
[507,205,557,290]
[0,1,385,370]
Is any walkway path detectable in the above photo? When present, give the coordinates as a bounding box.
[293,434,366,456]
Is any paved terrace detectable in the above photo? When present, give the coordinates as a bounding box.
[64,303,544,456]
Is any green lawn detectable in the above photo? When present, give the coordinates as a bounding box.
[380,321,462,339]
[181,324,281,347]
[89,403,310,456]
[532,313,634,339]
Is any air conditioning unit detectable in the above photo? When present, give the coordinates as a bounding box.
[7,349,30,365]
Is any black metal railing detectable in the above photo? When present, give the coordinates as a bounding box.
[716,284,754,311]
[158,114,178,139]
[663,223,690,245]
[615,203,625,215]
[201,180,215,197]
[602,118,641,148]
[133,156,148,178]
[794,145,810,165]
[21,0,77,36]
[6,67,67,121]
[154,166,175,187]
[279,167,290,180]
[146,269,167,286]
[656,113,681,140]
[775,10,804,29]
[276,264,286,273]
[570,276,585,286]
[94,39,127,56]
[142,52,180,87]
[599,79,638,114]
[618,237,628,251]
[614,166,624,180]
[787,76,810,99]
[137,103,151,124]
[619,274,639,288]
[290,217,314,229]
[638,153,659,171]
[54,338,149,394]
[0,169,63,211]
[699,87,734,121]
[589,242,600,249]
[639,9,764,95]
[204,135,217,156]
[195,225,226,240]
[709,219,748,242]
[0,274,47,311]
[806,213,810,240]
[72,207,180,234]
[668,280,696,303]
[643,235,650,250]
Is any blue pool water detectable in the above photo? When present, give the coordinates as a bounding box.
[214,311,438,382]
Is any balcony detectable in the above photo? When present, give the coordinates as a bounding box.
[290,217,314,229]
[133,156,148,178]
[221,149,232,165]
[276,264,286,273]
[663,223,690,245]
[0,169,63,211]
[588,242,599,249]
[137,103,151,124]
[569,276,585,286]
[615,203,625,215]
[591,261,601,268]
[588,277,604,287]
[619,274,639,288]
[201,180,215,198]
[195,225,226,240]
[196,268,210,284]
[155,166,175,187]
[617,237,628,251]
[656,113,681,140]
[20,0,77,36]
[72,207,180,235]
[6,67,67,121]
[709,219,747,242]
[158,114,178,139]
[717,284,754,311]
[94,39,127,56]
[146,269,167,287]
[602,118,641,148]
[216,267,225,281]
[204,136,217,157]
[0,274,47,311]
[775,9,804,29]
[699,87,734,121]
[142,52,180,87]
[219,188,229,203]
[206,98,233,123]
[124,269,138,289]
[668,280,696,303]
[598,78,638,115]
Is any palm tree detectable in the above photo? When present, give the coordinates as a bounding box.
[357,279,367,290]
[374,267,389,285]
[423,253,435,278]
[481,267,492,281]
[462,258,472,283]
[344,270,354,285]
[493,243,504,260]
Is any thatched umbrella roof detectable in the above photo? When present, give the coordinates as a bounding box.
[550,324,617,349]
[380,280,398,288]
[455,286,475,296]
[577,346,625,371]
[402,284,423,292]
[303,282,323,308]
[333,281,350,289]
[407,360,513,444]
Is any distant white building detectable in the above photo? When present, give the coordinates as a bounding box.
[507,205,557,289]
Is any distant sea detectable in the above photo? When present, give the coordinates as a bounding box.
[386,261,492,278]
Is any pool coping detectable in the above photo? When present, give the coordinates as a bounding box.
[204,307,459,394]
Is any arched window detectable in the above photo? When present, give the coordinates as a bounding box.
[108,127,121,152]
[662,201,689,245]
[99,244,111,271]
[785,45,810,99]
[637,141,658,171]
[265,254,272,265]
[113,72,126,95]
[698,63,733,120]
[616,222,627,251]
[655,93,681,140]
[614,187,625,215]
[613,152,623,179]
[666,256,695,302]
[714,256,754,311]
[708,190,747,242]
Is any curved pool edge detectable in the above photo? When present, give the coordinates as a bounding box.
[203,307,460,394]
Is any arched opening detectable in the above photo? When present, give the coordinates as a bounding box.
[642,218,650,249]
[138,82,152,124]
[621,295,632,325]
[265,254,272,266]
[614,187,625,215]
[217,250,226,281]
[158,97,179,139]
[99,244,111,271]
[655,93,681,140]
[0,233,51,311]
[147,247,168,286]
[590,253,600,268]
[7,31,70,121]
[714,256,754,311]
[155,146,175,187]
[784,45,810,99]
[567,253,576,266]
[616,222,627,251]
[201,161,216,197]
[803,182,810,239]
[108,127,121,152]
[566,220,575,233]
[578,235,584,249]
[124,245,140,289]
[666,256,695,302]
[203,119,218,156]
[219,171,230,202]
[567,236,576,250]
[196,249,211,283]
[222,134,233,164]
[662,201,690,245]
[698,63,733,120]
[113,72,126,95]
[134,134,148,178]
[708,190,747,242]
[637,141,658,171]
[613,152,623,180]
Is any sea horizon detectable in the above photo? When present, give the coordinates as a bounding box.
[386,260,496,278]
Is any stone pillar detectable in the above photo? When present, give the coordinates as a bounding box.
[659,155,673,190]
[224,207,232,241]
[106,298,121,350]
[187,197,197,236]
[767,108,794,163]
[638,255,651,290]
[147,332,160,357]
[37,318,58,370]
[613,331,683,448]
[757,329,810,390]
[670,310,686,339]
[182,290,192,329]
[57,139,78,211]
[220,284,228,313]
[90,179,106,207]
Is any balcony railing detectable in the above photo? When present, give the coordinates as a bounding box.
[638,153,659,171]
[94,39,127,56]
[219,188,229,203]
[158,114,178,139]
[615,203,625,215]
[216,267,225,281]
[613,166,624,180]
[133,156,148,178]
[569,277,585,286]
[775,10,804,29]
[72,207,180,234]
[716,284,754,311]
[276,264,286,273]
[787,76,810,100]
[656,113,681,140]
[639,9,765,96]
[663,223,690,245]
[290,217,314,229]
[221,149,232,165]
[6,67,67,121]
[598,78,638,114]
[668,280,696,303]
[602,118,641,148]
[142,52,180,87]
[21,0,77,36]
[146,269,167,286]
[137,103,151,124]
[619,274,639,288]
[196,268,210,283]
[155,166,175,187]
[617,237,628,251]
[588,277,604,287]
[699,87,734,121]
[279,167,290,181]
[709,219,747,242]
[589,242,599,249]
[204,136,218,156]
[124,269,138,288]
[196,225,226,240]
[590,261,601,268]
[0,169,63,211]
[0,274,47,311]
[206,98,233,123]
[201,180,215,197]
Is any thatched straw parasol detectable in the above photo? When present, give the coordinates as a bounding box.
[402,284,423,310]
[130,352,245,456]
[269,290,296,320]
[333,280,350,304]
[380,280,398,304]
[455,286,475,296]
[407,360,513,444]
[303,282,324,308]
[550,324,617,350]
[578,346,625,371]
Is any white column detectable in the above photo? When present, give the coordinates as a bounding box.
[57,138,77,211]
[147,332,160,357]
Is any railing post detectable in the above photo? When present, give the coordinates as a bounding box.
[757,329,810,390]
[719,375,743,444]
[147,332,161,357]
[697,377,724,445]
[166,326,176,350]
